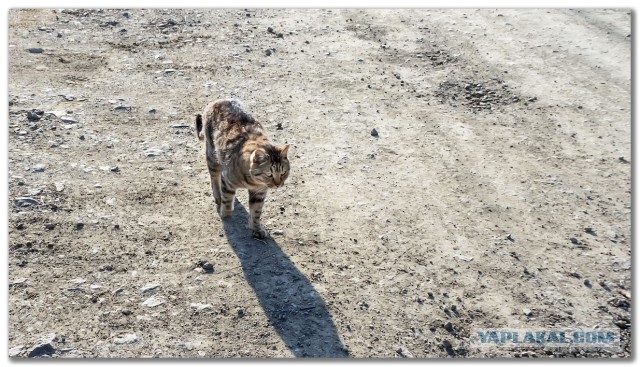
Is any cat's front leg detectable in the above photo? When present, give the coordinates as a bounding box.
[219,177,236,218]
[248,190,268,238]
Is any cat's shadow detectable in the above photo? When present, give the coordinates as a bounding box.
[221,199,348,358]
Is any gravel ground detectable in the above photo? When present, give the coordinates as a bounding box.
[8,8,630,358]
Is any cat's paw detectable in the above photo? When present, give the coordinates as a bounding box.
[219,207,233,219]
[252,226,268,239]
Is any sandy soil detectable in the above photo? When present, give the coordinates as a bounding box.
[8,8,631,358]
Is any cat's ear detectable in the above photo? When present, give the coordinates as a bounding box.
[279,145,290,159]
[251,149,267,163]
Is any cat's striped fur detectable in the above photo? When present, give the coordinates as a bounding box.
[195,99,290,238]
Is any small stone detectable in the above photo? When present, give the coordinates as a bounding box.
[149,108,157,113]
[442,340,452,349]
[144,148,164,157]
[598,279,606,287]
[75,222,84,230]
[14,197,41,207]
[450,304,457,311]
[523,308,533,316]
[45,223,55,230]
[28,47,44,54]
[569,237,579,244]
[140,283,160,293]
[164,68,176,73]
[54,182,65,192]
[121,308,131,316]
[33,164,46,172]
[273,229,284,235]
[27,111,41,121]
[202,262,214,273]
[276,122,283,130]
[63,95,75,101]
[506,234,514,241]
[584,279,592,286]
[371,128,379,137]
[10,278,28,287]
[396,346,413,358]
[569,272,581,278]
[267,26,274,33]
[191,303,212,310]
[9,345,24,357]
[114,105,131,111]
[61,117,78,124]
[142,295,166,307]
[94,183,102,188]
[113,334,138,345]
[427,291,434,299]
[265,49,272,56]
[443,321,454,331]
[110,166,120,173]
[68,278,85,285]
[28,336,56,357]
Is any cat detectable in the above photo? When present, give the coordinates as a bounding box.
[195,99,290,238]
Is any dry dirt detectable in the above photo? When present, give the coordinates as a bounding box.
[7,8,631,358]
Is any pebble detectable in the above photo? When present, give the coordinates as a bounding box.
[33,164,46,172]
[28,47,44,54]
[94,183,102,188]
[28,334,56,357]
[454,254,473,262]
[191,303,213,310]
[450,304,457,311]
[61,117,78,124]
[45,223,55,230]
[202,262,214,273]
[10,278,28,287]
[443,321,454,331]
[54,182,65,192]
[9,345,24,357]
[145,148,164,157]
[273,229,284,235]
[142,295,166,307]
[371,128,379,137]
[569,237,579,244]
[140,283,160,293]
[110,166,120,172]
[149,108,157,113]
[15,197,41,207]
[265,49,272,56]
[68,278,86,285]
[396,346,414,358]
[122,308,131,316]
[442,340,452,349]
[27,111,41,121]
[523,308,533,316]
[598,279,606,287]
[75,222,84,230]
[427,291,434,299]
[584,279,592,287]
[114,105,131,111]
[113,334,138,345]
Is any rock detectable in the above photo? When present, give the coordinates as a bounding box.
[523,308,533,316]
[114,105,131,111]
[598,279,607,287]
[109,166,120,172]
[276,122,283,130]
[569,237,579,244]
[267,26,274,33]
[113,334,138,345]
[191,303,213,310]
[61,117,78,124]
[443,321,454,331]
[371,128,379,137]
[265,49,272,56]
[427,291,434,299]
[396,346,414,358]
[28,48,44,54]
[164,68,176,73]
[9,345,24,357]
[14,197,41,207]
[10,278,28,287]
[442,340,452,349]
[75,222,84,230]
[149,108,157,113]
[273,229,284,235]
[142,295,166,307]
[145,148,164,157]
[54,182,65,192]
[454,254,473,262]
[584,279,592,287]
[33,164,46,172]
[45,223,55,230]
[506,234,514,241]
[68,278,86,285]
[28,334,56,357]
[94,183,102,188]
[122,308,131,316]
[450,304,457,311]
[27,111,41,121]
[171,124,190,128]
[62,95,75,101]
[202,262,214,273]
[140,283,160,293]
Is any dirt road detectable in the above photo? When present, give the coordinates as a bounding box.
[8,9,631,358]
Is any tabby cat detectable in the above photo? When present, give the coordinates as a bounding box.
[195,99,290,238]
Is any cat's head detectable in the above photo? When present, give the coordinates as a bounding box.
[249,145,290,188]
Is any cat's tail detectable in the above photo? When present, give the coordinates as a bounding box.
[195,114,204,141]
